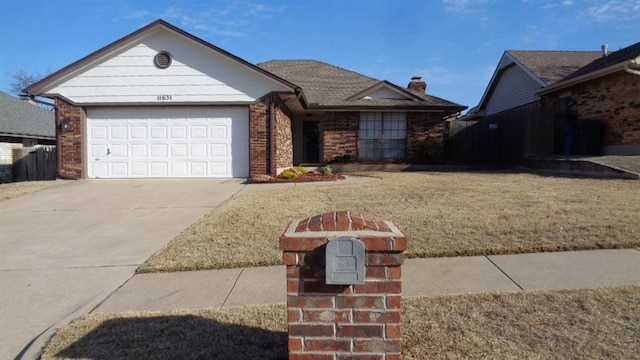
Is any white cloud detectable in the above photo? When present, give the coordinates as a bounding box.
[112,1,285,38]
[442,0,492,13]
[112,10,151,22]
[417,65,458,86]
[583,0,640,22]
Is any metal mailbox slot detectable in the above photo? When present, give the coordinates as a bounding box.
[326,237,365,285]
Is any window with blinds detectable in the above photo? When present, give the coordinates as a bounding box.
[359,112,406,160]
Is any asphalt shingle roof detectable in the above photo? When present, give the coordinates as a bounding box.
[0,91,55,139]
[507,50,602,85]
[257,60,465,110]
[564,42,640,80]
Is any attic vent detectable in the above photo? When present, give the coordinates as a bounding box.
[154,51,172,69]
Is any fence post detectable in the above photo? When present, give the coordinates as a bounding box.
[280,211,407,359]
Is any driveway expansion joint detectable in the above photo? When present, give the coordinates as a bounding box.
[485,255,524,291]
[222,268,244,308]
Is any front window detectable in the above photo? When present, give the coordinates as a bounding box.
[359,112,406,160]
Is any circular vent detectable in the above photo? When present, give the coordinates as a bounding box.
[154,51,172,69]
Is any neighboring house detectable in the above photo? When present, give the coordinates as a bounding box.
[24,19,465,179]
[539,42,640,155]
[0,91,55,182]
[470,50,601,118]
[451,48,615,163]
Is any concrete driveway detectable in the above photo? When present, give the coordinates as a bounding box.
[0,179,246,359]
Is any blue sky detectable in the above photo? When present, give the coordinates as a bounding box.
[1,0,638,111]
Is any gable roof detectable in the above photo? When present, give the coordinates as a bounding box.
[564,42,640,80]
[0,91,55,140]
[25,19,300,100]
[472,50,601,116]
[257,60,465,112]
[539,42,640,95]
[507,50,601,85]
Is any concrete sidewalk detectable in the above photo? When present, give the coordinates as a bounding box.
[94,248,640,313]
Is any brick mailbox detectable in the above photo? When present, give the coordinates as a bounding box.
[279,211,407,360]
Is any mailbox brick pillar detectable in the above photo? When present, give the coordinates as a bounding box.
[280,211,407,360]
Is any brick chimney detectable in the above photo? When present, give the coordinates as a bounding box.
[408,76,426,94]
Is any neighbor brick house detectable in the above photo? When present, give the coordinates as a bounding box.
[467,50,601,119]
[24,19,465,179]
[539,42,640,155]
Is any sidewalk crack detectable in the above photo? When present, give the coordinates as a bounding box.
[485,256,524,291]
[222,268,244,308]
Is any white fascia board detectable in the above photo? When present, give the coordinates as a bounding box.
[538,60,635,96]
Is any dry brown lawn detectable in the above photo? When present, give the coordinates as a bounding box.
[0,180,62,202]
[140,172,640,272]
[41,286,640,360]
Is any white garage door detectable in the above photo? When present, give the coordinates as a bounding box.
[87,106,249,178]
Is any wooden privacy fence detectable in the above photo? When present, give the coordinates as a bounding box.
[12,146,57,181]
[449,104,555,164]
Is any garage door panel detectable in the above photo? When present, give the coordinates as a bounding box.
[131,162,148,176]
[131,126,147,139]
[91,144,108,157]
[93,163,108,177]
[171,126,187,139]
[131,144,147,157]
[111,163,128,176]
[190,144,207,157]
[91,126,108,140]
[210,144,228,157]
[190,126,207,139]
[190,162,207,176]
[150,126,167,139]
[150,144,168,157]
[87,106,248,178]
[111,144,128,157]
[171,144,188,157]
[111,126,128,140]
[150,162,168,176]
[210,162,228,176]
[171,162,188,177]
[211,125,228,139]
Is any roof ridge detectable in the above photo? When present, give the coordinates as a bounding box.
[507,49,601,53]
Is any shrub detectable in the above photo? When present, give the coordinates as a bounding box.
[318,166,332,175]
[279,169,299,180]
[421,136,444,164]
[329,154,352,164]
[294,166,308,174]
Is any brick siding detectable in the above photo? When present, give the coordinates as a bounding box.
[274,97,294,173]
[323,111,446,163]
[56,98,83,179]
[406,112,446,162]
[280,212,406,359]
[560,71,640,148]
[249,100,270,176]
[323,112,359,162]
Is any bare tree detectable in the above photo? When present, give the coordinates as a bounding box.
[8,70,49,95]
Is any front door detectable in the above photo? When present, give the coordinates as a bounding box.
[302,120,320,163]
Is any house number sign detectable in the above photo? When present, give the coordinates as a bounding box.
[325,237,366,285]
[156,94,172,101]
